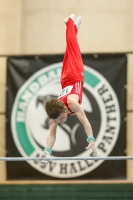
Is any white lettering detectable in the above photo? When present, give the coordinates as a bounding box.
[29,82,39,93]
[48,70,56,79]
[21,90,32,102]
[18,101,27,112]
[16,111,25,122]
[37,75,48,86]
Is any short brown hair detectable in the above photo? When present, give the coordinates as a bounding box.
[44,98,65,119]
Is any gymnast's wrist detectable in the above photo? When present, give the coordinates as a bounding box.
[87,136,95,143]
[44,147,52,155]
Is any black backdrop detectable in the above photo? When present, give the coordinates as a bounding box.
[6,54,127,180]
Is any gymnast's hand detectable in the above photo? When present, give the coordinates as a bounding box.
[85,140,97,157]
[40,151,51,165]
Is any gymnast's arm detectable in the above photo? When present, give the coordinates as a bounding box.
[45,119,58,149]
[40,119,57,164]
[67,94,97,156]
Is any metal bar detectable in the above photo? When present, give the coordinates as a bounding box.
[0,156,133,161]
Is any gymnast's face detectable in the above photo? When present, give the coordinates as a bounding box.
[55,107,68,123]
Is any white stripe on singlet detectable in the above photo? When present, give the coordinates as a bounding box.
[79,82,81,94]
[78,82,80,94]
[75,82,77,93]
[75,82,81,94]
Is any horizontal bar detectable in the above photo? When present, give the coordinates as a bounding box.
[0,156,133,161]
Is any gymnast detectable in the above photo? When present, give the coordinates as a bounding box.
[40,14,97,165]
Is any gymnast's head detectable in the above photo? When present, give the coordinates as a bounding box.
[44,98,68,123]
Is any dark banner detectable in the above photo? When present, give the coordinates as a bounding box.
[6,54,127,180]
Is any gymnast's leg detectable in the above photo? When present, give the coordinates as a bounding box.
[61,14,84,88]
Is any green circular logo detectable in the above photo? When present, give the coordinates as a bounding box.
[11,63,120,178]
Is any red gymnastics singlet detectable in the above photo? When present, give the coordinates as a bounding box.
[59,18,84,115]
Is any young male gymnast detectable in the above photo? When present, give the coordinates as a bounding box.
[40,14,97,165]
